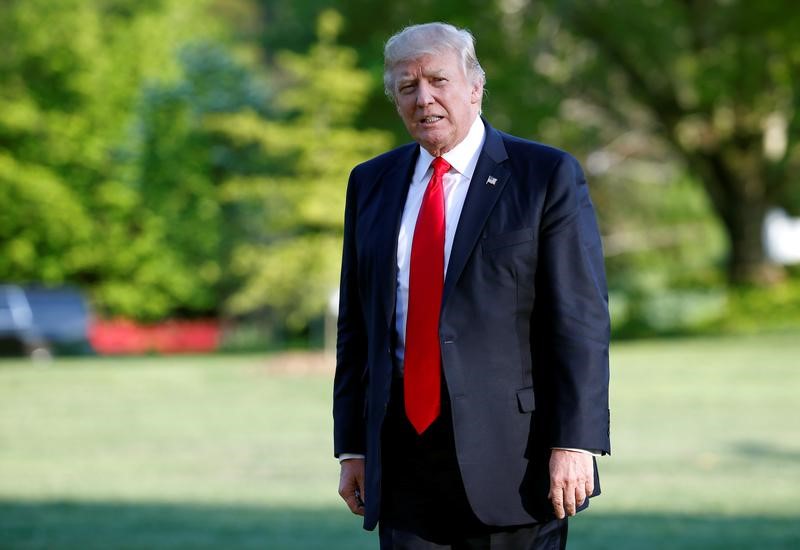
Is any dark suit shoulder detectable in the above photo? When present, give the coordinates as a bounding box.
[499,131,577,165]
[351,143,417,180]
[497,130,585,184]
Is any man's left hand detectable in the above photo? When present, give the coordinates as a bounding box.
[548,449,594,519]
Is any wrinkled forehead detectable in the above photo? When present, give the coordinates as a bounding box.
[391,49,464,81]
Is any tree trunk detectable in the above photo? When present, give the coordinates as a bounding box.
[693,155,786,286]
[719,199,784,285]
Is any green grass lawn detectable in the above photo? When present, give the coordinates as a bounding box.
[1,333,799,549]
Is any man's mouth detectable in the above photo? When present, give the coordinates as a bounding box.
[419,115,444,124]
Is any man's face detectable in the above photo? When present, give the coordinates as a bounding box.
[393,49,482,157]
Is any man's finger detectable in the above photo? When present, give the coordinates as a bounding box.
[339,487,362,515]
[343,494,365,516]
[575,484,587,508]
[339,481,364,515]
[585,478,594,498]
[563,487,577,517]
[548,487,565,520]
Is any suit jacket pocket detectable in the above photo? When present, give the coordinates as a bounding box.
[482,228,536,253]
[516,386,536,413]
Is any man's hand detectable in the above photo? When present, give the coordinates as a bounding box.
[338,458,366,516]
[548,449,594,519]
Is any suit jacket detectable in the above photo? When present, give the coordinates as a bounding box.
[333,119,610,531]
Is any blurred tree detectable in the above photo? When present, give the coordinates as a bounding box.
[206,10,392,330]
[259,0,800,286]
[118,41,269,319]
[4,0,793,335]
[544,0,800,285]
[0,0,264,319]
[0,154,94,283]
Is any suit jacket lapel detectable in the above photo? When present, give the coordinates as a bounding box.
[443,121,510,308]
[377,145,419,328]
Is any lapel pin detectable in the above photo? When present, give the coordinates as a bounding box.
[486,176,497,186]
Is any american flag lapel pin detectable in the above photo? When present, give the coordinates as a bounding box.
[486,176,497,186]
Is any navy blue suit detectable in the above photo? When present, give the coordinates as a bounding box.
[333,119,610,531]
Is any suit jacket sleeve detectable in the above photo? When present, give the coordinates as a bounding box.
[537,153,611,454]
[333,168,367,457]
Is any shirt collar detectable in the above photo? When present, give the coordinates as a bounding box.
[412,115,486,185]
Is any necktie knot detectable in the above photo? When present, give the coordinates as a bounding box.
[432,157,451,178]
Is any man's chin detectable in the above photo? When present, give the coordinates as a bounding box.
[416,134,452,156]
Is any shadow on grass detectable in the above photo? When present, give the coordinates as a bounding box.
[571,513,800,549]
[731,440,800,462]
[1,500,798,549]
[0,500,375,550]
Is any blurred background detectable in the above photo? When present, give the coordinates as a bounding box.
[1,0,798,548]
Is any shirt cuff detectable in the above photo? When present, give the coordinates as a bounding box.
[552,447,603,457]
[338,453,366,462]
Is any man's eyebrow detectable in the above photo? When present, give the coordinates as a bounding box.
[396,68,450,87]
[426,69,447,77]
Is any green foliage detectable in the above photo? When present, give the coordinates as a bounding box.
[0,154,94,283]
[535,0,800,282]
[104,40,269,319]
[4,0,798,334]
[208,10,393,330]
[711,276,800,334]
[612,273,800,339]
[0,2,390,331]
[0,0,264,320]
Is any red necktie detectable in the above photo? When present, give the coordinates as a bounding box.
[404,156,450,434]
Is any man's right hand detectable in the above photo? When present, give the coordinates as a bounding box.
[338,458,366,516]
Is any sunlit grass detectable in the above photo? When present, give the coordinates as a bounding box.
[1,332,799,549]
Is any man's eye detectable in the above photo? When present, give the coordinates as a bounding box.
[399,85,415,94]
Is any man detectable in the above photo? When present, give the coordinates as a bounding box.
[334,22,610,549]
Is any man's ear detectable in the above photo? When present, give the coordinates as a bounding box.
[470,81,484,104]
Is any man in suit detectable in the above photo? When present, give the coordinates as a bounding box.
[334,22,610,549]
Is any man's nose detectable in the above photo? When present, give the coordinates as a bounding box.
[415,83,434,107]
